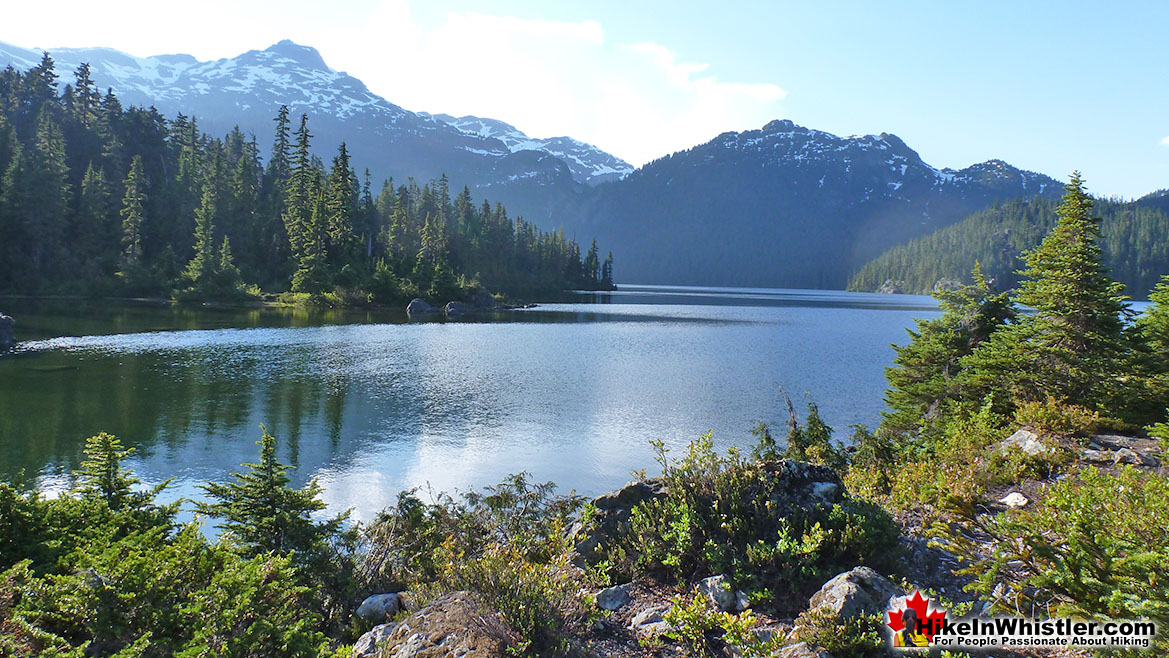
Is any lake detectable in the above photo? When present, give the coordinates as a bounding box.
[0,286,938,521]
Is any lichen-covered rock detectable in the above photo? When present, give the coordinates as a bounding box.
[357,593,401,622]
[999,492,1029,509]
[596,583,631,611]
[353,622,396,657]
[876,279,904,294]
[373,591,515,658]
[629,605,672,638]
[568,479,668,566]
[808,566,897,619]
[996,428,1054,456]
[697,575,748,612]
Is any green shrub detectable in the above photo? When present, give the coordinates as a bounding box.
[663,590,782,658]
[617,434,897,610]
[358,474,581,592]
[790,606,884,658]
[1013,396,1101,438]
[430,537,588,657]
[934,466,1169,652]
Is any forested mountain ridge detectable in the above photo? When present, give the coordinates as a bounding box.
[0,39,1081,290]
[553,119,1064,288]
[0,39,632,210]
[847,194,1169,299]
[0,55,613,301]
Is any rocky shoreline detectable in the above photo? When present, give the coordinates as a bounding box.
[343,427,1165,658]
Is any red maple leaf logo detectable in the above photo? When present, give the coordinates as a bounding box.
[887,591,947,641]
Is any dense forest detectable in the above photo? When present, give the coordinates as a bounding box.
[0,54,613,305]
[848,193,1169,298]
[3,175,1168,657]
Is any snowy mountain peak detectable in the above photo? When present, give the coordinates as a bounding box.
[0,39,631,193]
[424,112,633,185]
[262,40,329,71]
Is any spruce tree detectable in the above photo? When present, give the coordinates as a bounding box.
[118,155,147,274]
[197,426,342,558]
[964,173,1131,410]
[183,182,218,296]
[882,263,1013,435]
[76,432,139,510]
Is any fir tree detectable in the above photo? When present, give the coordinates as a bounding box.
[197,426,343,558]
[882,263,1014,435]
[183,181,218,295]
[118,155,147,274]
[964,173,1132,410]
[76,432,139,510]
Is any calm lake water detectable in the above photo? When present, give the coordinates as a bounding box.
[0,286,938,521]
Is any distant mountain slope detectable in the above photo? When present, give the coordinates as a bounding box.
[0,40,631,211]
[847,196,1169,299]
[555,119,1063,288]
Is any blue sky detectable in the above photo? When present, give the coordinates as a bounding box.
[4,0,1167,197]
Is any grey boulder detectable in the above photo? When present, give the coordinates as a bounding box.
[808,566,897,619]
[357,593,402,621]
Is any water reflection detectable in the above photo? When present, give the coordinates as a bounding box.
[0,288,938,521]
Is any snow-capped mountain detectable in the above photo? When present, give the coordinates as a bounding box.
[424,113,632,185]
[0,39,630,205]
[549,119,1064,287]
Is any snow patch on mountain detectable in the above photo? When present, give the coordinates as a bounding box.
[424,113,633,185]
[0,39,628,187]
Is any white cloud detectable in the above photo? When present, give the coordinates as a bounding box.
[324,2,786,166]
[0,0,786,167]
[1161,135,1169,147]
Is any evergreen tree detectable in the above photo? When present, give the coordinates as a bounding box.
[584,239,600,283]
[882,263,1014,435]
[76,432,139,510]
[182,181,218,295]
[197,426,342,559]
[964,173,1131,411]
[118,155,147,275]
[75,163,112,275]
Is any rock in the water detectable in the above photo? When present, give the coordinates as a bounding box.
[999,492,1029,509]
[0,313,13,351]
[997,428,1054,457]
[444,301,469,316]
[876,279,904,294]
[373,591,515,658]
[353,622,397,657]
[629,605,672,638]
[808,567,897,619]
[406,298,436,316]
[698,575,749,612]
[596,583,632,611]
[357,593,402,621]
[777,642,835,658]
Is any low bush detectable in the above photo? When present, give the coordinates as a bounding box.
[933,466,1169,652]
[663,590,781,658]
[612,433,898,611]
[1012,396,1101,439]
[790,606,885,658]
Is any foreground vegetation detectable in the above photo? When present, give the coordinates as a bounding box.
[3,173,1168,657]
[0,55,614,307]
